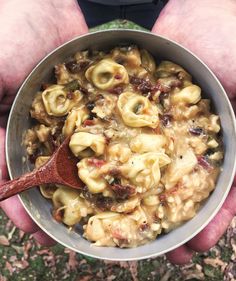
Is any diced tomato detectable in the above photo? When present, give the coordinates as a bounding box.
[114,74,122,80]
[87,158,106,167]
[159,194,166,202]
[112,229,125,240]
[53,210,63,222]
[197,156,212,170]
[83,119,94,126]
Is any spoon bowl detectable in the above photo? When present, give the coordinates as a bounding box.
[0,137,83,201]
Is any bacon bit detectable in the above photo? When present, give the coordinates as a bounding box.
[104,135,111,145]
[109,168,121,177]
[169,185,179,195]
[140,223,149,231]
[130,76,144,85]
[114,74,122,80]
[189,127,203,136]
[87,158,106,167]
[66,92,74,100]
[160,114,172,127]
[112,229,126,240]
[28,149,40,164]
[115,57,126,65]
[159,92,169,105]
[47,134,58,152]
[65,60,91,74]
[96,196,114,211]
[130,76,154,94]
[157,77,182,93]
[83,119,94,126]
[159,194,166,203]
[155,82,170,93]
[52,209,63,222]
[86,101,95,111]
[152,126,161,134]
[41,83,52,90]
[197,156,212,170]
[109,86,124,95]
[79,86,89,95]
[110,183,135,199]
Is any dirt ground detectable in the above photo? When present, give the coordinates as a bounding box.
[0,208,236,281]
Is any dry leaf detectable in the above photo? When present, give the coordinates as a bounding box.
[5,261,14,275]
[0,274,7,281]
[204,257,227,271]
[106,275,116,281]
[7,226,16,240]
[67,250,78,271]
[76,275,93,281]
[0,235,9,246]
[13,260,29,269]
[128,261,138,281]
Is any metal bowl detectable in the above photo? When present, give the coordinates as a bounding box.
[6,30,236,260]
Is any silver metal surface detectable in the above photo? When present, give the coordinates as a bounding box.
[6,30,236,260]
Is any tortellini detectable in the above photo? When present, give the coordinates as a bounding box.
[35,156,57,199]
[69,132,106,157]
[140,49,156,73]
[117,92,159,128]
[130,134,167,153]
[121,152,171,190]
[77,158,107,193]
[163,149,198,189]
[84,207,160,247]
[156,60,192,82]
[111,46,142,67]
[52,186,93,226]
[171,85,201,105]
[107,143,132,163]
[42,85,83,116]
[85,59,129,90]
[62,106,89,136]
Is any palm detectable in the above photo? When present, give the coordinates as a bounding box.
[0,0,88,245]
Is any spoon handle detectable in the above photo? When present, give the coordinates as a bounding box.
[0,165,54,201]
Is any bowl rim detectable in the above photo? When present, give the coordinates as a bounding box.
[6,29,236,260]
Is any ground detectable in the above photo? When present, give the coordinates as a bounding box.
[1,20,236,281]
[0,208,236,281]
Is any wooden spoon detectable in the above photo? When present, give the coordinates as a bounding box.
[0,137,83,201]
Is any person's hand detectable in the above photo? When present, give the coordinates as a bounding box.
[0,0,88,246]
[152,0,236,264]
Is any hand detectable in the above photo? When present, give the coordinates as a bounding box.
[0,0,88,246]
[152,0,236,264]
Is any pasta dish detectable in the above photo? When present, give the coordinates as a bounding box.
[24,46,223,248]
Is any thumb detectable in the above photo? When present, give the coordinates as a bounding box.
[0,127,8,182]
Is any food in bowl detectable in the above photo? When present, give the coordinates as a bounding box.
[23,45,223,248]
